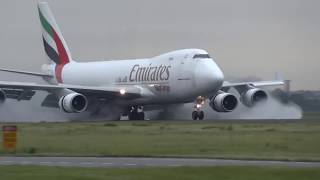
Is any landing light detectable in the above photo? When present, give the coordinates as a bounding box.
[120,89,126,95]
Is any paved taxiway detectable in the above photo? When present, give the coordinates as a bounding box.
[1,157,320,168]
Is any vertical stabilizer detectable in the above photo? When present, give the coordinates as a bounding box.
[38,2,73,83]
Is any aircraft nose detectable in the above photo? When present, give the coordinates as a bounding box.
[195,60,224,92]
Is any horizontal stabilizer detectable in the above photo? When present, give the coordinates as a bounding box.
[0,68,52,77]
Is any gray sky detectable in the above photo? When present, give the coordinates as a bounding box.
[0,0,319,90]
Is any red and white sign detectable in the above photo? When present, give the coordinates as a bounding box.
[2,125,17,151]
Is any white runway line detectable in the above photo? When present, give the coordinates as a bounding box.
[102,163,113,165]
[124,163,137,166]
[40,162,51,164]
[58,161,71,166]
[20,161,32,164]
[80,162,93,165]
[2,161,13,163]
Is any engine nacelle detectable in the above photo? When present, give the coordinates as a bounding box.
[209,92,238,112]
[241,88,268,107]
[0,89,6,103]
[58,93,88,113]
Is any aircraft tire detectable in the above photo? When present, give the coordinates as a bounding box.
[192,111,198,120]
[198,111,204,120]
[128,111,145,120]
[138,112,145,120]
[128,112,135,120]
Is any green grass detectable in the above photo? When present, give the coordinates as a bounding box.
[0,165,319,180]
[1,118,320,161]
[303,112,320,120]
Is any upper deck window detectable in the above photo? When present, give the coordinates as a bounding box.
[193,54,210,59]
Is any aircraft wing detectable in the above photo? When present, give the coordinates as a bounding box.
[222,80,284,88]
[0,81,142,100]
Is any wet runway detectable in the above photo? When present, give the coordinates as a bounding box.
[1,156,320,168]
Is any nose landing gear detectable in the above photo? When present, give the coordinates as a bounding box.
[192,96,205,120]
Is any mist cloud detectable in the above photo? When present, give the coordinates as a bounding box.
[147,93,302,120]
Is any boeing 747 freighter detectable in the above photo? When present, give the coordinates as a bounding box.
[0,2,283,120]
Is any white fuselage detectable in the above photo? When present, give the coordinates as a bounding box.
[42,49,224,105]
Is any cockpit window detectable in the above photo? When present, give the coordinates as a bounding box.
[193,54,210,59]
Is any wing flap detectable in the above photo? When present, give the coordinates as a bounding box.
[2,89,36,101]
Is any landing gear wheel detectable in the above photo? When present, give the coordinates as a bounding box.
[128,108,136,120]
[137,112,145,120]
[193,96,206,120]
[128,106,145,120]
[198,111,204,120]
[128,113,133,120]
[192,111,198,120]
[192,111,204,120]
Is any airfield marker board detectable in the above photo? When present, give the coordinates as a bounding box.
[2,125,17,151]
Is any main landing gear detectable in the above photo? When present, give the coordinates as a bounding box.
[192,96,205,120]
[128,106,145,120]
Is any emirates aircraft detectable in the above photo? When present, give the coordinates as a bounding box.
[0,2,283,120]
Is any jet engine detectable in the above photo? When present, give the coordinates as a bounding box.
[241,88,267,107]
[0,89,6,103]
[58,93,88,113]
[209,91,238,112]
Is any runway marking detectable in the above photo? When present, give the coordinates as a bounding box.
[80,162,93,165]
[1,157,320,168]
[40,162,51,164]
[58,161,71,165]
[2,161,13,163]
[124,163,137,166]
[102,163,113,165]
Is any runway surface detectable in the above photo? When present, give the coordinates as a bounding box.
[1,157,320,168]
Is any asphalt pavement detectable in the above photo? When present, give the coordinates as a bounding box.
[1,156,320,168]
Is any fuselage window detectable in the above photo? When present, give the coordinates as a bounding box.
[193,54,211,59]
